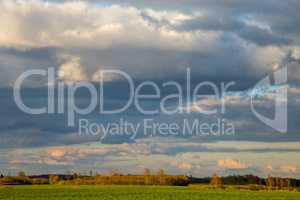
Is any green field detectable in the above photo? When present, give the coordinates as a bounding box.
[0,185,300,200]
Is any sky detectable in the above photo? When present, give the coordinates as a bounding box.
[0,0,300,178]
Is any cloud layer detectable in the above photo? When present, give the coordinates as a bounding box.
[0,0,300,86]
[2,139,300,177]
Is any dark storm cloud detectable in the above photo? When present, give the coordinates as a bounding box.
[1,82,300,148]
[0,47,58,87]
[177,15,291,46]
[0,47,57,61]
[86,0,300,45]
[0,0,299,149]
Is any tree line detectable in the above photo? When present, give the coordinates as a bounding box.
[1,170,300,190]
[209,174,300,191]
[0,169,189,186]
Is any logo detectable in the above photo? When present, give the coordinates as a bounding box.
[12,67,288,138]
[250,67,287,133]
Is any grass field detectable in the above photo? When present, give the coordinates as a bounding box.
[1,185,300,200]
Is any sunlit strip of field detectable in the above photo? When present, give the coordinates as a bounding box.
[1,185,300,200]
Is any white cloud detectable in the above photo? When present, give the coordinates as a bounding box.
[48,148,66,158]
[180,83,300,114]
[289,87,300,94]
[292,47,300,60]
[280,165,297,173]
[180,94,249,113]
[251,45,286,71]
[177,162,193,170]
[265,164,273,172]
[0,0,217,51]
[142,9,193,25]
[58,56,87,82]
[218,159,250,169]
[92,69,122,82]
